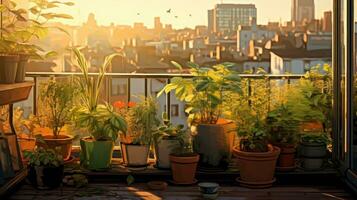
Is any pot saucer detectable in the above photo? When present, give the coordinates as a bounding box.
[64,156,76,164]
[169,179,198,186]
[127,165,148,171]
[236,177,276,188]
[276,165,296,172]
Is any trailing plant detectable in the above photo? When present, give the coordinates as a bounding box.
[124,96,160,145]
[0,0,74,58]
[24,147,63,167]
[39,78,77,137]
[158,62,242,125]
[301,133,331,146]
[153,112,186,143]
[267,104,300,146]
[73,48,127,141]
[286,79,327,126]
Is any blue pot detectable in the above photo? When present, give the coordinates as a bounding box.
[198,182,219,194]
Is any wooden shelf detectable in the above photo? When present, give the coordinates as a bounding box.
[0,82,34,106]
[0,168,27,197]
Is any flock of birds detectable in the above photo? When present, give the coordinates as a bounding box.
[136,8,192,19]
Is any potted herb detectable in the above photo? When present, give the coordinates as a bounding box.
[35,78,77,161]
[153,112,184,169]
[0,0,74,83]
[267,104,299,171]
[73,48,127,170]
[169,129,199,185]
[158,62,240,170]
[118,97,160,170]
[24,147,64,189]
[300,133,330,170]
[231,105,280,188]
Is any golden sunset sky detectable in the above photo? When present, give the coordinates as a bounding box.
[55,0,332,28]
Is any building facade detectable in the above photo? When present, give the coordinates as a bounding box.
[208,4,257,34]
[291,0,315,24]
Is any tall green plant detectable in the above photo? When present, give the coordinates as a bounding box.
[158,62,242,125]
[0,0,74,58]
[126,96,160,145]
[39,78,76,137]
[73,48,127,141]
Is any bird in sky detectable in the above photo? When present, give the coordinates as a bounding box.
[166,9,171,13]
[189,14,192,17]
[137,13,140,15]
[175,16,178,18]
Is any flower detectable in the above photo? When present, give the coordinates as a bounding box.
[128,101,136,108]
[113,101,126,109]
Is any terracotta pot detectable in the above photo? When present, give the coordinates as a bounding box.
[170,154,199,184]
[233,145,280,188]
[194,119,235,168]
[0,54,19,84]
[121,142,150,169]
[277,145,296,168]
[15,54,29,83]
[300,121,323,132]
[18,137,36,160]
[36,135,73,161]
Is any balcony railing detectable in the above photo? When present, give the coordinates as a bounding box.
[25,72,309,120]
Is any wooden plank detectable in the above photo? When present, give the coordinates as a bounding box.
[0,82,33,105]
[0,169,27,197]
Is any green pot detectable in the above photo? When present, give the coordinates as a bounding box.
[80,137,114,170]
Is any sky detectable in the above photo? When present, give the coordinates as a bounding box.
[56,0,332,28]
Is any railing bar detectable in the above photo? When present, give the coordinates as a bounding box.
[166,79,171,121]
[33,77,37,115]
[144,78,148,98]
[107,77,111,103]
[127,78,131,103]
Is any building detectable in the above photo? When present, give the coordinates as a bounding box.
[304,32,332,50]
[209,4,257,34]
[154,17,163,32]
[270,49,331,74]
[237,25,276,55]
[291,0,315,24]
[323,11,332,32]
[208,9,214,33]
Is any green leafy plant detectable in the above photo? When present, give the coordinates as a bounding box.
[267,104,300,146]
[73,48,127,141]
[301,133,331,145]
[171,130,195,156]
[158,62,242,125]
[153,112,185,143]
[24,147,63,167]
[39,78,77,137]
[125,96,160,145]
[0,0,74,58]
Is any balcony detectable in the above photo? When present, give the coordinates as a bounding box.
[1,0,357,199]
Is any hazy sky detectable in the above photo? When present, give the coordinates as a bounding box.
[57,0,332,28]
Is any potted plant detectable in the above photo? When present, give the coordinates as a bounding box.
[153,112,184,169]
[158,62,241,170]
[73,48,127,170]
[0,0,73,83]
[117,97,160,170]
[300,133,330,170]
[231,104,280,188]
[24,147,64,190]
[169,129,199,185]
[267,104,299,171]
[35,78,77,161]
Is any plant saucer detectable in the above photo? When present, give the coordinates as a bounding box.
[169,179,198,186]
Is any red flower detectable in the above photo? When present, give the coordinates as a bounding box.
[113,101,126,109]
[128,101,136,108]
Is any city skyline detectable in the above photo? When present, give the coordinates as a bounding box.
[53,0,332,28]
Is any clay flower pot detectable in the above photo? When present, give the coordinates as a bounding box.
[121,142,150,170]
[0,54,19,84]
[276,144,296,171]
[233,145,280,188]
[36,135,73,161]
[170,154,199,184]
[154,136,180,169]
